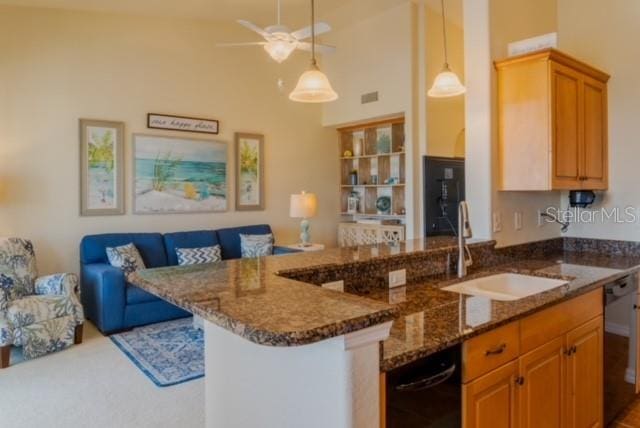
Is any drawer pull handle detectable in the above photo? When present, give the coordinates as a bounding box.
[564,345,577,356]
[485,343,507,356]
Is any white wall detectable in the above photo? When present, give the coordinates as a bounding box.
[0,5,338,274]
[558,0,640,241]
[463,0,563,245]
[321,1,419,238]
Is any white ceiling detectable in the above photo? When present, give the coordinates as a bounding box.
[0,0,462,28]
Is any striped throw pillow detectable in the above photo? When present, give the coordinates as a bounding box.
[176,245,222,266]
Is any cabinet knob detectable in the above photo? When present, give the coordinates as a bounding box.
[515,376,525,386]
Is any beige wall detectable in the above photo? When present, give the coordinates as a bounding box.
[321,2,420,237]
[489,0,562,245]
[426,5,465,158]
[0,6,337,275]
[558,0,640,241]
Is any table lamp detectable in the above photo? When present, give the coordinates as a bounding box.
[289,191,318,247]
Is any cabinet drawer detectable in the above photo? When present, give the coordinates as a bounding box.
[520,288,602,354]
[463,321,520,382]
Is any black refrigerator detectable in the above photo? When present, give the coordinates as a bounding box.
[423,156,465,237]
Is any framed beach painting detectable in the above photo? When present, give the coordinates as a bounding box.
[133,134,228,214]
[79,119,125,216]
[235,133,264,211]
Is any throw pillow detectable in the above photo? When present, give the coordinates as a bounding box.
[176,245,222,266]
[240,234,274,258]
[106,243,146,279]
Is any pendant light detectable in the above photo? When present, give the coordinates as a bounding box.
[289,0,338,103]
[428,0,466,98]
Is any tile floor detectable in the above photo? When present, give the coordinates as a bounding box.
[613,398,640,427]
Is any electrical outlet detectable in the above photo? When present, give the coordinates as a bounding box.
[322,280,344,292]
[389,269,406,288]
[492,212,503,233]
[514,211,523,230]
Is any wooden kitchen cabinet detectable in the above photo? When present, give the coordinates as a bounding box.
[463,360,519,428]
[518,337,564,428]
[462,289,603,428]
[496,49,610,191]
[564,316,603,428]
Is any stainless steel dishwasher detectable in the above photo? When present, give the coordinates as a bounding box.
[604,274,639,425]
[386,345,461,427]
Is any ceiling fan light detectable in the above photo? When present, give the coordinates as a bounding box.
[428,66,466,98]
[289,64,338,103]
[264,40,297,63]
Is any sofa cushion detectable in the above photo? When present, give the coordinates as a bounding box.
[176,245,222,266]
[126,284,158,305]
[240,234,274,258]
[106,243,146,279]
[80,233,167,268]
[217,225,273,260]
[163,230,219,266]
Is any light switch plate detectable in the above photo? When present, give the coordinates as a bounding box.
[492,212,503,233]
[514,211,523,230]
[322,280,344,292]
[389,269,406,288]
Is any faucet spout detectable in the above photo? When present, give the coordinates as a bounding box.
[457,201,473,278]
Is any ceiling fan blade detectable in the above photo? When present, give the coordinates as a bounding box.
[237,20,270,39]
[217,42,267,47]
[291,22,331,40]
[297,42,336,54]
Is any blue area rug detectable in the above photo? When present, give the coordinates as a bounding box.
[110,318,204,387]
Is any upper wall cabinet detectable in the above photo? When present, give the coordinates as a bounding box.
[496,49,610,191]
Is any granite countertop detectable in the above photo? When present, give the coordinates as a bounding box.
[129,237,482,346]
[374,251,640,371]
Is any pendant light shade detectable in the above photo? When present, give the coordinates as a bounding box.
[428,0,465,98]
[289,0,338,103]
[428,64,466,97]
[289,63,338,102]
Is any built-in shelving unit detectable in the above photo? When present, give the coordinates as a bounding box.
[337,117,406,222]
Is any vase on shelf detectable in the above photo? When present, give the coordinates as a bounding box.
[349,170,358,186]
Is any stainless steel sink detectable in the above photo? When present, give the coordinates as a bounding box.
[442,273,568,301]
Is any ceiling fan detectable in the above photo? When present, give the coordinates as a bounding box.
[217,0,336,63]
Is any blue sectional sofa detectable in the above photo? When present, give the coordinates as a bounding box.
[80,225,299,334]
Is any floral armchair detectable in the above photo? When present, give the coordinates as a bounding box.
[0,237,84,367]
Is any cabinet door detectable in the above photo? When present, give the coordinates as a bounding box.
[565,316,603,428]
[581,77,608,189]
[551,63,582,189]
[518,336,565,428]
[463,361,519,428]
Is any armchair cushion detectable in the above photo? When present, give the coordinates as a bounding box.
[0,237,38,306]
[35,273,79,296]
[7,295,78,327]
[19,315,76,359]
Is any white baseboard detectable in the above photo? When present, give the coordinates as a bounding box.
[605,321,630,337]
[626,367,636,385]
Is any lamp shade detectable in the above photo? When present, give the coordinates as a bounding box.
[290,192,318,218]
[427,67,466,98]
[289,65,338,103]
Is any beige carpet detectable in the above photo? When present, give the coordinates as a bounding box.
[0,322,204,428]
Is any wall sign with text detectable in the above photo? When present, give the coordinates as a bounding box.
[147,113,219,135]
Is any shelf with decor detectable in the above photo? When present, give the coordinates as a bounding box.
[337,117,406,246]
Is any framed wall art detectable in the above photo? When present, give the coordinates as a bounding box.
[147,113,219,135]
[79,119,125,216]
[235,133,264,211]
[133,134,228,214]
